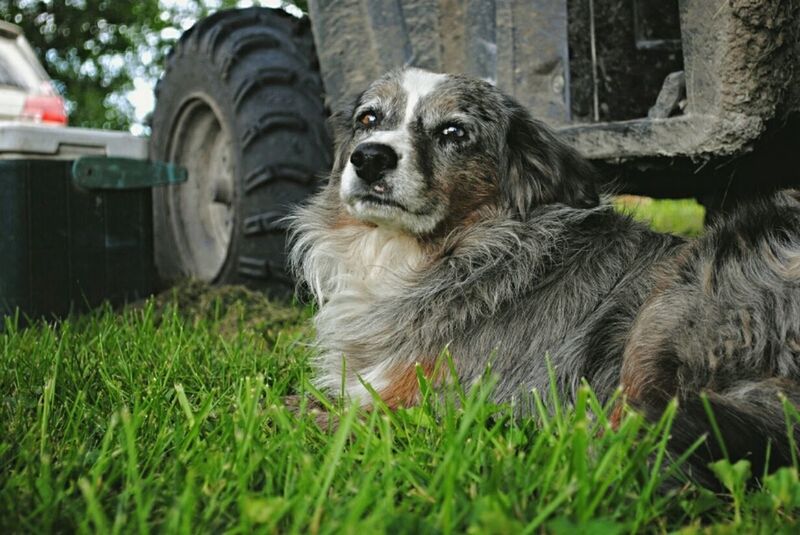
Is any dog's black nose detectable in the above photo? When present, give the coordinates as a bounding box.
[350,143,398,184]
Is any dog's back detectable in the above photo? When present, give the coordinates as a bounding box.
[621,190,800,485]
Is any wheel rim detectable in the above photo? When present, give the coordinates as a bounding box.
[166,95,235,281]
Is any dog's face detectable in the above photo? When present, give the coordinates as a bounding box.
[330,68,599,236]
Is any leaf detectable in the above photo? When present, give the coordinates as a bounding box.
[242,496,290,524]
[764,467,800,510]
[709,459,751,494]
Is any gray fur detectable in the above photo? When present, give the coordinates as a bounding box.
[289,68,800,484]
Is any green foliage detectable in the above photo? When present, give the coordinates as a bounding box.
[615,196,706,237]
[2,291,800,532]
[0,1,305,131]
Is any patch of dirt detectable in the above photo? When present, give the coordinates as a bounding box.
[133,280,310,339]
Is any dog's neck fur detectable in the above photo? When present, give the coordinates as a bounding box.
[297,217,426,304]
[291,195,685,407]
[292,196,611,402]
[290,202,429,402]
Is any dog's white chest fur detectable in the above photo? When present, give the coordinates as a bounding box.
[304,224,425,402]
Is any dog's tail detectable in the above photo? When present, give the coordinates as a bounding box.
[630,379,800,489]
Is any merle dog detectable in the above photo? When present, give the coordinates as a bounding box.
[289,68,800,486]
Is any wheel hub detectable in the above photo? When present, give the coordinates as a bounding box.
[166,95,235,281]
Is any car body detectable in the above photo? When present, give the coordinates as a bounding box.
[0,20,66,125]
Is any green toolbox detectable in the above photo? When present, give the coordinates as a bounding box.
[0,123,186,324]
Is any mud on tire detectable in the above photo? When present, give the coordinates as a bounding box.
[150,7,331,298]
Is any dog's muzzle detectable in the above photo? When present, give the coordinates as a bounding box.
[350,143,398,185]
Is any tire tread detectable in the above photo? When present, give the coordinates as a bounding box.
[150,7,330,296]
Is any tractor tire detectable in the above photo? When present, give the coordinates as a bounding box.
[150,7,331,298]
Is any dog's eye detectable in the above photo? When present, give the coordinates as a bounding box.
[357,111,379,128]
[440,124,467,141]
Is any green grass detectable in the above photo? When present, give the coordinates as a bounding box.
[615,196,706,237]
[3,285,800,533]
[2,200,797,533]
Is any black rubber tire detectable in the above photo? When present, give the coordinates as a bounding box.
[150,7,331,298]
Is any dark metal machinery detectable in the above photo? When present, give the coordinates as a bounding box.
[307,0,800,211]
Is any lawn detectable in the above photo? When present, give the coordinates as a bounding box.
[614,196,706,238]
[4,199,800,533]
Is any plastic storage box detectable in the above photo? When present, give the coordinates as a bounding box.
[0,123,185,323]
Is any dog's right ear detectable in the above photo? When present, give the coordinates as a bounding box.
[503,99,599,217]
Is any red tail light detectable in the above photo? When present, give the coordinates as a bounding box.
[22,95,68,125]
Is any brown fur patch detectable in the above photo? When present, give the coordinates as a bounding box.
[619,342,678,412]
[428,165,501,240]
[609,402,625,430]
[648,242,692,296]
[378,362,436,409]
[332,211,377,230]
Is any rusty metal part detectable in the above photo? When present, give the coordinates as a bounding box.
[308,0,800,200]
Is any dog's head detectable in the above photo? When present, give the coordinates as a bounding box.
[328,68,599,236]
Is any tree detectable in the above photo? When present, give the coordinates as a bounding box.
[0,1,304,131]
[1,1,170,129]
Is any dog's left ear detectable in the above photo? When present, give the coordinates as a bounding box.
[503,100,599,217]
[327,94,363,174]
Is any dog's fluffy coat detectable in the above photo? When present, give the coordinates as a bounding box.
[289,68,800,485]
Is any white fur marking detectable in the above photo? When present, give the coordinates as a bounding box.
[346,361,392,404]
[339,70,448,235]
[340,165,359,201]
[297,224,426,403]
[402,68,446,126]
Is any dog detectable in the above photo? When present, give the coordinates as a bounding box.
[289,67,800,486]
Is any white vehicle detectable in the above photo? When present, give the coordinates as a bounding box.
[0,20,66,124]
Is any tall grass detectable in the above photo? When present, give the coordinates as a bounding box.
[3,296,800,533]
